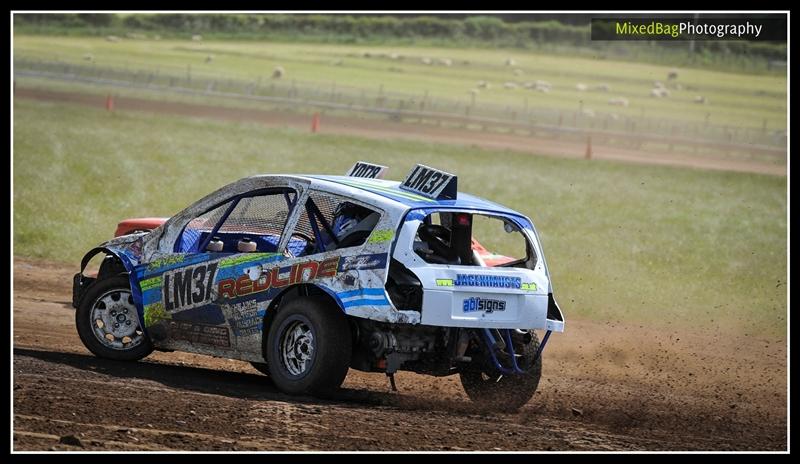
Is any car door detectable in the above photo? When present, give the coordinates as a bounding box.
[135,187,300,357]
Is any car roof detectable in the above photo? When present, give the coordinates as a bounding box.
[301,175,525,218]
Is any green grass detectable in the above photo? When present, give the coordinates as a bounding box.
[12,16,787,75]
[14,35,787,132]
[13,99,787,337]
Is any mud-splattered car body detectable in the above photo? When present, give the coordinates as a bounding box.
[73,162,564,405]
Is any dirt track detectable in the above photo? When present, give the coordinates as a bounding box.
[12,257,786,451]
[14,87,786,176]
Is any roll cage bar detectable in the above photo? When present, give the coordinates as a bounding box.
[173,187,342,256]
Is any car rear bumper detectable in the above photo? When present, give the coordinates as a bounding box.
[419,289,565,331]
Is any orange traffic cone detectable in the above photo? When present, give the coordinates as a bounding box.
[311,112,320,133]
[585,135,592,160]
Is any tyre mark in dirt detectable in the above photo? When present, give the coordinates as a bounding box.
[12,257,787,451]
[252,403,311,450]
[14,429,165,451]
[14,414,308,451]
[13,350,654,451]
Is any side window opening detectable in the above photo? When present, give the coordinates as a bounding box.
[176,190,297,254]
[292,192,381,257]
[470,214,532,268]
[414,212,536,269]
[177,200,233,254]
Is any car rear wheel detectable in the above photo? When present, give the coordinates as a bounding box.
[75,275,153,361]
[459,330,542,412]
[266,296,351,395]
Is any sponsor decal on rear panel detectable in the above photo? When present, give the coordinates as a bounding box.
[463,297,507,313]
[437,274,522,289]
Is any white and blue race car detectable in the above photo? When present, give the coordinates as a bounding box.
[72,162,565,410]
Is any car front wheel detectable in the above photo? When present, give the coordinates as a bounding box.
[75,275,154,361]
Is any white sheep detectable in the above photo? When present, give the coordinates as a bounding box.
[581,108,596,118]
[389,53,400,60]
[191,34,203,42]
[608,97,629,107]
[470,88,480,96]
[534,80,552,92]
[503,82,518,90]
[421,57,432,65]
[83,53,94,62]
[437,58,452,66]
[272,66,285,79]
[513,69,524,76]
[594,83,611,92]
[477,80,490,89]
[505,58,516,66]
[653,81,665,89]
[522,82,535,89]
[575,83,588,91]
[694,95,707,104]
[650,87,670,98]
[105,35,119,42]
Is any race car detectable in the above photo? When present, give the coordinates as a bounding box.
[73,162,565,410]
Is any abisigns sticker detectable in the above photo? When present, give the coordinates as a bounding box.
[463,297,507,314]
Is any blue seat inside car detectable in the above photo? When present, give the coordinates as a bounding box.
[179,229,307,256]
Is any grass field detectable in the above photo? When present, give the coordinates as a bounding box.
[13,99,787,336]
[14,35,787,131]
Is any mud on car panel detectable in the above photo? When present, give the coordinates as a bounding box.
[73,162,564,408]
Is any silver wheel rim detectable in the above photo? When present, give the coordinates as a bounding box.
[280,320,315,376]
[90,289,144,350]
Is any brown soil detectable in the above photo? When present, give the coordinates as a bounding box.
[12,257,787,451]
[14,87,785,177]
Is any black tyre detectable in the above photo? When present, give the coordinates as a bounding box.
[250,362,271,377]
[266,296,351,395]
[75,275,153,361]
[459,330,542,412]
